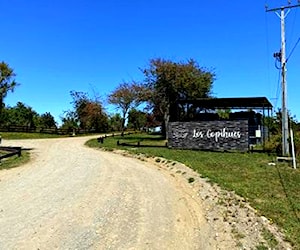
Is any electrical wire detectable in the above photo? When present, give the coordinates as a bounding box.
[287,6,298,50]
[286,37,300,62]
[286,4,299,63]
[275,56,281,69]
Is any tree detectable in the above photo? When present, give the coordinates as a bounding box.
[0,62,19,121]
[81,101,108,132]
[217,109,231,120]
[264,109,299,135]
[67,91,108,132]
[60,110,79,131]
[142,58,215,138]
[4,102,38,127]
[2,103,57,130]
[38,112,57,128]
[263,109,300,156]
[108,81,144,133]
[108,113,123,132]
[127,108,147,130]
[70,91,89,128]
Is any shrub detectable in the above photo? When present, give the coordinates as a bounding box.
[264,134,281,155]
[264,131,300,157]
[292,131,300,157]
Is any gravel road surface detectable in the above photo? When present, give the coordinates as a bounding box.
[0,136,220,250]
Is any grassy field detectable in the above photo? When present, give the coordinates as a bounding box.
[0,131,102,140]
[0,132,66,140]
[0,132,44,170]
[86,133,300,249]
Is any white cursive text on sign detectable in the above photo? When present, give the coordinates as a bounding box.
[193,127,241,142]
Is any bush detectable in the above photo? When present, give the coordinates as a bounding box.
[264,134,281,155]
[292,131,300,157]
[264,131,300,157]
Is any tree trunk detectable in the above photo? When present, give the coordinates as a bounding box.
[163,103,170,140]
[121,113,126,136]
[0,95,3,124]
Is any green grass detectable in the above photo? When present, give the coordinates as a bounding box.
[86,133,166,148]
[261,228,279,249]
[0,151,30,170]
[0,132,67,140]
[0,131,110,140]
[86,133,300,249]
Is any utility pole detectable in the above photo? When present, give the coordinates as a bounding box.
[266,2,300,156]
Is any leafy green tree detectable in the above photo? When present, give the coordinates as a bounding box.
[108,113,123,131]
[1,103,57,130]
[4,102,38,127]
[264,109,300,156]
[0,62,19,121]
[108,81,144,134]
[60,110,79,131]
[142,58,215,138]
[70,91,89,127]
[38,112,57,128]
[127,108,147,130]
[217,109,231,120]
[264,109,299,135]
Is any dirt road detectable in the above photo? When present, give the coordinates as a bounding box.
[0,136,292,250]
[0,136,223,250]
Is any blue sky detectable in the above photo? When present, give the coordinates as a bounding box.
[1,0,299,124]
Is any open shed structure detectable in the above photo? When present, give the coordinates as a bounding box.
[174,97,272,119]
[168,97,273,151]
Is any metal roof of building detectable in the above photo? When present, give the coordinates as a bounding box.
[177,97,273,109]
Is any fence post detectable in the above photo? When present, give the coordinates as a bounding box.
[18,147,21,157]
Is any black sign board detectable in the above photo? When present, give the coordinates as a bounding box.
[168,120,249,151]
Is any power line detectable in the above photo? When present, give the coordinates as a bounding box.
[287,6,298,48]
[287,37,300,62]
